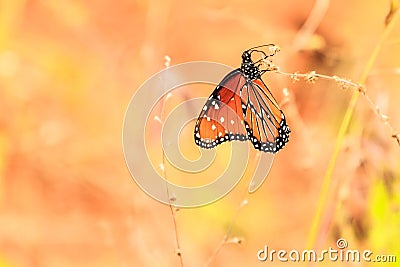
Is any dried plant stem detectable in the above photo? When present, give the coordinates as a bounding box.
[204,188,248,267]
[276,69,399,143]
[301,7,400,254]
[162,161,184,267]
[161,145,183,266]
[159,57,184,267]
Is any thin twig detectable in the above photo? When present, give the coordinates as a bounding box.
[275,69,400,146]
[204,188,248,267]
[203,151,266,267]
[159,55,184,267]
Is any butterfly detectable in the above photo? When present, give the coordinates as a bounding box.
[194,44,290,153]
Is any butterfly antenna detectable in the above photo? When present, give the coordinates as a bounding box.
[246,44,276,51]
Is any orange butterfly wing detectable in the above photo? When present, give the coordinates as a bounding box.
[194,69,290,153]
[241,78,290,152]
[194,70,248,148]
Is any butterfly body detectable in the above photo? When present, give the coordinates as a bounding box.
[194,45,290,153]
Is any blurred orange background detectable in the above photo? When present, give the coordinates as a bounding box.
[0,0,399,266]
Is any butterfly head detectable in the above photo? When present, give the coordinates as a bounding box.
[241,51,261,80]
[241,50,252,63]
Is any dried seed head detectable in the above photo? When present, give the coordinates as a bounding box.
[290,72,300,82]
[154,115,162,123]
[376,107,389,123]
[357,84,367,95]
[227,236,243,244]
[164,55,171,68]
[159,163,165,172]
[269,45,280,55]
[261,58,278,71]
[175,249,181,256]
[282,88,290,97]
[165,92,173,100]
[391,133,400,145]
[240,199,249,207]
[333,76,351,90]
[305,71,318,83]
